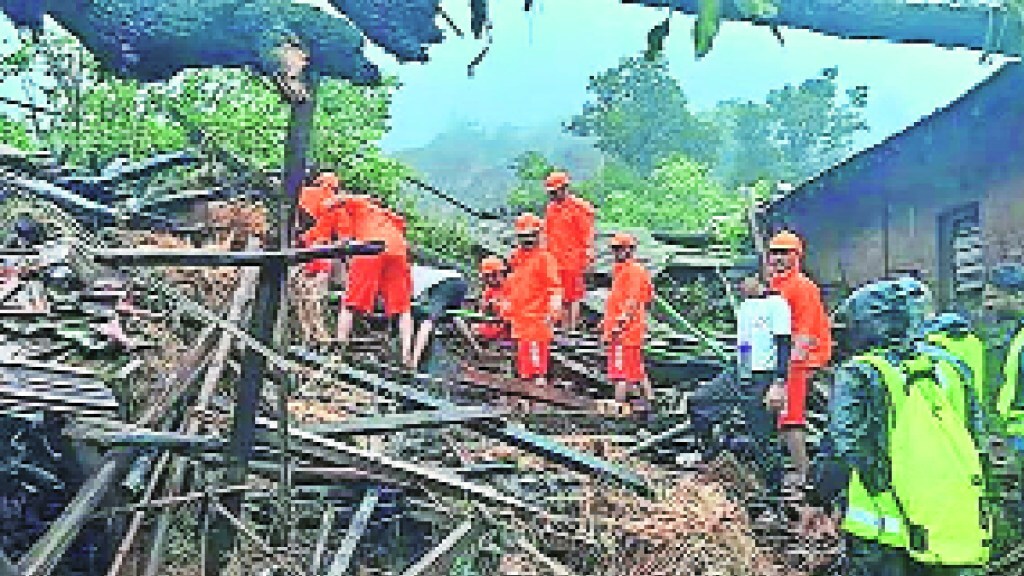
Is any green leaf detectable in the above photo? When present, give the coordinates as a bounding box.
[694,0,722,59]
[732,0,779,20]
[644,18,671,61]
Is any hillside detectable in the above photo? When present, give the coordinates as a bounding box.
[393,122,604,215]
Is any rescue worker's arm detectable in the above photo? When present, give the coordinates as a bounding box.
[774,335,792,380]
[544,253,563,321]
[579,201,596,266]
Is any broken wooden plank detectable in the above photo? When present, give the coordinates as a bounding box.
[146,258,259,576]
[210,499,310,576]
[91,484,269,519]
[325,488,379,576]
[92,241,383,268]
[68,428,225,452]
[17,325,216,576]
[311,503,335,575]
[399,521,479,576]
[290,354,651,497]
[257,415,537,514]
[299,408,506,437]
[107,451,172,576]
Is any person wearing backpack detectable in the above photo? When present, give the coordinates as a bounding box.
[807,278,990,575]
[981,262,1024,552]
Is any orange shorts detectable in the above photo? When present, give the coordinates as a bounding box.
[559,269,586,304]
[344,253,411,315]
[516,340,550,379]
[607,344,645,383]
[778,365,812,428]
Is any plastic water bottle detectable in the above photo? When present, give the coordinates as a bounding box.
[738,343,753,381]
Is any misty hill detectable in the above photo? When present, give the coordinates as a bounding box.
[393,122,603,215]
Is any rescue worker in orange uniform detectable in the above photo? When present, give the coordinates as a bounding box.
[506,213,563,387]
[766,230,832,485]
[477,256,511,341]
[298,173,414,365]
[603,233,655,414]
[543,171,595,333]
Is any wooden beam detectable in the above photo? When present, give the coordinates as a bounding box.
[399,521,479,576]
[106,451,172,576]
[92,242,383,268]
[68,428,225,452]
[310,504,335,574]
[145,244,259,576]
[325,488,379,576]
[17,326,216,576]
[298,408,506,436]
[257,416,537,513]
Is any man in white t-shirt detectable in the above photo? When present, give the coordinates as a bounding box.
[736,273,793,493]
[409,264,469,370]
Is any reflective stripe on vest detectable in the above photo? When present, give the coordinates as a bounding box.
[846,507,903,534]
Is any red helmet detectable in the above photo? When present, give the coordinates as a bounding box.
[544,171,570,191]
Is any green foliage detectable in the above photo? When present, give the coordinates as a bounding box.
[694,0,722,58]
[407,210,475,271]
[0,116,35,150]
[715,67,869,187]
[506,151,749,249]
[506,150,556,212]
[567,55,721,175]
[0,28,466,264]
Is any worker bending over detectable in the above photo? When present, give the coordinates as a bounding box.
[602,233,654,414]
[506,213,562,388]
[408,263,469,370]
[543,171,594,332]
[298,172,414,364]
[767,230,832,485]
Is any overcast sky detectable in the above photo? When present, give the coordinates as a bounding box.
[364,0,1005,153]
[0,1,1008,157]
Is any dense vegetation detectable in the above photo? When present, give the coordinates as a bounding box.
[0,29,477,263]
[504,55,868,250]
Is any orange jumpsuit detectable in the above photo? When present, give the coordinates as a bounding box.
[298,186,411,316]
[769,260,832,427]
[334,195,411,316]
[477,284,510,341]
[506,246,562,378]
[544,195,595,304]
[603,259,654,383]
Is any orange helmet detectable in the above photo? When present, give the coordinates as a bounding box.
[609,232,637,248]
[480,256,506,274]
[769,230,803,254]
[514,213,543,234]
[314,172,340,190]
[544,171,570,191]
